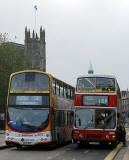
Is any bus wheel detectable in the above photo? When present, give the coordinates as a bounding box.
[77,142,83,148]
[16,145,22,150]
[111,142,117,148]
[56,134,61,146]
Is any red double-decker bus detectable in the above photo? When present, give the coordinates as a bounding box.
[72,74,126,146]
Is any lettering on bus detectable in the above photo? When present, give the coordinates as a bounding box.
[83,95,108,106]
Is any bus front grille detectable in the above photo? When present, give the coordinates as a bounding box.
[86,134,102,139]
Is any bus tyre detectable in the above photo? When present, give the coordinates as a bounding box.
[77,142,83,148]
[16,145,22,150]
[111,142,117,147]
[57,134,61,146]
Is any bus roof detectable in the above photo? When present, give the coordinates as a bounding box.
[77,74,116,79]
[10,70,51,77]
[10,70,75,89]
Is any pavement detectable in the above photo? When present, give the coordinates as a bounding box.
[0,130,7,149]
[114,121,129,160]
[0,129,129,160]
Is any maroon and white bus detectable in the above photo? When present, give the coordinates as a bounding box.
[72,74,126,146]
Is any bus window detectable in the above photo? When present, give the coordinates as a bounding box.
[67,87,71,98]
[71,89,75,99]
[55,111,60,126]
[77,77,96,90]
[67,111,74,125]
[10,72,50,91]
[60,82,63,97]
[76,77,115,92]
[52,79,56,94]
[64,85,67,98]
[56,111,65,127]
[56,80,60,96]
[60,111,65,126]
[96,77,115,91]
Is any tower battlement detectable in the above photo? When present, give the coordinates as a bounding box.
[24,27,46,72]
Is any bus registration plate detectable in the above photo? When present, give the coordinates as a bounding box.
[22,141,32,145]
[89,142,99,145]
[21,138,35,145]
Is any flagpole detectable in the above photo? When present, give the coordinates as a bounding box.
[35,8,36,33]
[34,5,37,33]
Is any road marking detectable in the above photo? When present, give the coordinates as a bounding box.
[48,156,53,160]
[48,153,60,160]
[104,142,123,160]
[84,150,89,154]
[66,148,71,151]
[47,150,66,160]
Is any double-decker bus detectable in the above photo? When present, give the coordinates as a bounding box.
[72,74,126,146]
[5,70,75,148]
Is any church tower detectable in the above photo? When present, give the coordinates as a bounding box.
[24,27,46,72]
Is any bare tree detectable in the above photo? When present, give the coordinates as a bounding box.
[0,32,9,44]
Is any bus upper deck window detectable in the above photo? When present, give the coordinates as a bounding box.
[25,72,35,82]
[10,72,50,91]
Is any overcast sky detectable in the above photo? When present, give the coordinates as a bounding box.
[1,0,129,90]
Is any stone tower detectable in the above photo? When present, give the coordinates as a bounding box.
[24,27,46,72]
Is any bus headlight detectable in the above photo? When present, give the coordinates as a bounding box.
[106,135,109,139]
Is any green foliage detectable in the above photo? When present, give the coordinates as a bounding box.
[0,40,28,114]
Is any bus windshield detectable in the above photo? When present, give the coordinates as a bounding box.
[8,107,49,132]
[10,72,50,91]
[76,77,115,92]
[75,108,116,129]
